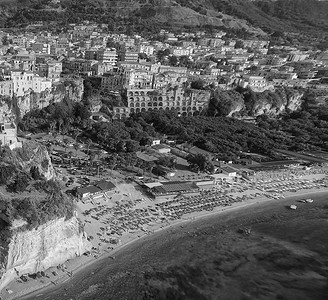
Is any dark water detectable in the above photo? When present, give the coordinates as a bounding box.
[20,193,328,300]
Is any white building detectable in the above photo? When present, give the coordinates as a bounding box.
[11,70,52,96]
[138,44,154,56]
[0,122,22,150]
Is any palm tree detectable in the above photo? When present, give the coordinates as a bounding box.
[74,143,79,157]
[87,138,92,155]
[89,152,96,167]
[68,151,73,166]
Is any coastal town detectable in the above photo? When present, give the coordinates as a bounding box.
[1,21,328,121]
[1,6,328,300]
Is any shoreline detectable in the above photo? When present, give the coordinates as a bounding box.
[5,187,328,300]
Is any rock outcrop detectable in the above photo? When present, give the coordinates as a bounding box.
[250,88,304,116]
[0,216,91,292]
[20,142,56,181]
[0,78,84,121]
[208,87,304,117]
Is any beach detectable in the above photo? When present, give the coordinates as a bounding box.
[1,166,328,300]
[1,187,326,300]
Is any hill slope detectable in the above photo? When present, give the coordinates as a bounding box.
[1,0,328,35]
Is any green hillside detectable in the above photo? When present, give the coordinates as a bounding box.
[1,0,328,35]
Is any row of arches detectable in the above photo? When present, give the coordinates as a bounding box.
[128,96,186,102]
[127,107,202,115]
[129,101,194,107]
[129,102,202,111]
[128,91,148,97]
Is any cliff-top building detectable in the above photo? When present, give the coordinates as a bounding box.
[0,122,22,150]
[112,87,210,119]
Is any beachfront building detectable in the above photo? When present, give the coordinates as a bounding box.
[76,180,116,199]
[144,181,199,199]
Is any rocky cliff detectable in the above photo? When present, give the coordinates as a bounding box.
[20,142,56,181]
[249,88,304,116]
[0,140,91,292]
[0,77,84,121]
[0,216,91,292]
[208,87,304,117]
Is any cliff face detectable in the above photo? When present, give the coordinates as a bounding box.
[250,88,304,116]
[21,142,56,180]
[0,216,91,291]
[0,78,84,121]
[208,87,304,117]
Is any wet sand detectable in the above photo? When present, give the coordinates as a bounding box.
[17,191,328,300]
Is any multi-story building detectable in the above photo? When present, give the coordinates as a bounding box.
[0,79,13,96]
[112,87,210,119]
[37,61,62,81]
[138,44,155,56]
[123,51,139,62]
[31,43,51,54]
[101,67,153,90]
[240,75,269,92]
[97,48,118,64]
[11,70,52,96]
[63,58,97,75]
[12,54,36,71]
[0,122,22,150]
[158,66,187,75]
[172,47,192,57]
[153,71,187,89]
[92,62,114,76]
[101,68,125,91]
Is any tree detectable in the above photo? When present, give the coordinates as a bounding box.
[186,153,214,173]
[7,173,30,193]
[86,138,92,155]
[157,156,176,169]
[168,55,179,67]
[190,80,205,90]
[74,143,79,156]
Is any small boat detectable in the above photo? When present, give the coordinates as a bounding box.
[305,198,313,203]
[289,205,297,210]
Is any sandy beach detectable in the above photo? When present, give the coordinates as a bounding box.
[1,168,328,300]
[2,189,328,299]
[14,189,328,300]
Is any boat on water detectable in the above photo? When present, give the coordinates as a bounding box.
[305,198,314,203]
[290,205,297,210]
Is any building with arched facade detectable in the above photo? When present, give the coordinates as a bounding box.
[112,87,210,119]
